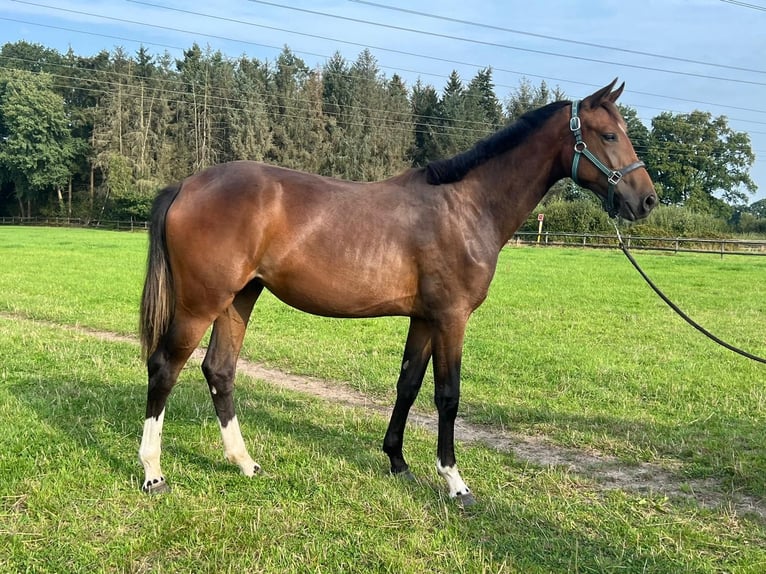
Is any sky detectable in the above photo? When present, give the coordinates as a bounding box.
[2,0,765,203]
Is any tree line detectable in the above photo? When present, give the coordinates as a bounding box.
[0,40,763,234]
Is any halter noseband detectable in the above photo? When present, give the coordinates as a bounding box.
[569,100,646,218]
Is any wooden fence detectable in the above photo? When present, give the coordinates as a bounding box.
[3,217,766,257]
[0,216,149,232]
[511,231,766,257]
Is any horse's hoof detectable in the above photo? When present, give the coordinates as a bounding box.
[242,463,262,478]
[395,469,417,482]
[142,477,171,495]
[456,491,477,508]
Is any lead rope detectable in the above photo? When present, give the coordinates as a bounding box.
[611,220,766,364]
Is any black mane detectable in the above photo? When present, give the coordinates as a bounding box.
[425,99,570,185]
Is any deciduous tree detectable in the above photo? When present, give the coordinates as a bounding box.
[647,110,756,212]
[0,69,75,217]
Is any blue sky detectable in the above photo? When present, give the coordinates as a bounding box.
[2,0,765,203]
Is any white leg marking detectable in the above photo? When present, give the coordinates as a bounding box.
[139,409,166,490]
[436,459,471,498]
[219,415,260,477]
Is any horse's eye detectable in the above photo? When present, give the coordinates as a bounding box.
[602,133,617,142]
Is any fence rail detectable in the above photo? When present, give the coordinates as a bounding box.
[511,231,766,257]
[3,217,766,257]
[0,216,149,231]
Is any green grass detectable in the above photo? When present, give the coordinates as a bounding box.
[1,225,766,572]
[2,316,766,573]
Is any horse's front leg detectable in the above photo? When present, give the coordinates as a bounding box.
[432,317,476,507]
[383,318,432,477]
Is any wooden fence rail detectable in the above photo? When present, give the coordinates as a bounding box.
[0,216,149,232]
[511,231,766,257]
[3,217,766,257]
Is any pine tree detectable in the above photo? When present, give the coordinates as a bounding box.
[409,79,441,166]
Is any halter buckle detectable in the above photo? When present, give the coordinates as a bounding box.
[608,171,623,185]
[569,116,581,132]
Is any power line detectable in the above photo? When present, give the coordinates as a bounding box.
[6,30,766,138]
[7,2,765,132]
[0,16,184,52]
[9,1,328,61]
[9,1,766,118]
[719,0,766,11]
[112,2,766,116]
[4,54,763,162]
[6,0,766,152]
[349,0,766,76]
[245,0,766,86]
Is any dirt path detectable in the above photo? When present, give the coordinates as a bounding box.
[8,313,765,520]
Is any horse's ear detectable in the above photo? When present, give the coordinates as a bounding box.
[583,78,619,109]
[607,82,625,103]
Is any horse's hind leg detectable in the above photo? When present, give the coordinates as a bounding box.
[202,282,263,477]
[139,311,211,494]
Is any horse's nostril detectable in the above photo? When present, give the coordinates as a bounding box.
[644,193,657,210]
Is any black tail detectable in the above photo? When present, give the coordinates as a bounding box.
[139,183,182,360]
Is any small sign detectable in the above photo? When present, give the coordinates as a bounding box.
[537,213,545,221]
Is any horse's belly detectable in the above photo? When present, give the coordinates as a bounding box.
[258,256,418,318]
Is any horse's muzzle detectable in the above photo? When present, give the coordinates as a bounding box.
[619,188,658,221]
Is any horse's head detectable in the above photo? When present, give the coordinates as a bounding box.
[567,79,657,221]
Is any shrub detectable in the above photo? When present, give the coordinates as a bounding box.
[521,201,735,239]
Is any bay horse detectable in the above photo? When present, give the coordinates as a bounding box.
[138,79,657,505]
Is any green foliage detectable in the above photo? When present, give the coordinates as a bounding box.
[0,68,77,216]
[436,67,503,158]
[409,79,441,167]
[619,104,651,159]
[647,110,756,208]
[321,49,412,180]
[521,197,612,234]
[730,210,766,235]
[748,198,766,219]
[505,78,565,121]
[520,201,742,240]
[629,205,728,238]
[104,192,154,221]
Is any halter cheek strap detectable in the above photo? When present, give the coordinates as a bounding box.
[569,100,646,218]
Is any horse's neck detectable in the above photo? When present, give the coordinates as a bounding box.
[472,131,568,248]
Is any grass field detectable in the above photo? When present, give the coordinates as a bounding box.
[1,225,765,572]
